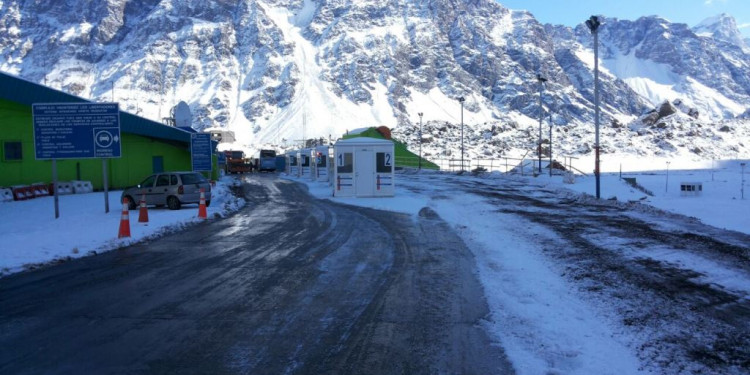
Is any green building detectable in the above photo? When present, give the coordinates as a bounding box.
[0,72,217,190]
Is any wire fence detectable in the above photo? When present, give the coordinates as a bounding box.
[395,155,587,176]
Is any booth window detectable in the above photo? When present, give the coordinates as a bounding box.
[376,152,393,173]
[290,156,297,166]
[3,141,22,161]
[301,155,310,167]
[337,152,353,173]
[317,152,327,167]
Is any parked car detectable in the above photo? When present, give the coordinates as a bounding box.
[121,172,211,210]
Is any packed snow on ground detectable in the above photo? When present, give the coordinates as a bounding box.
[289,158,750,375]
[0,176,245,276]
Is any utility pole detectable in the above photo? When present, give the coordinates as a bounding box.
[742,162,746,199]
[418,112,423,170]
[458,97,465,172]
[549,111,553,177]
[537,74,547,175]
[586,15,602,199]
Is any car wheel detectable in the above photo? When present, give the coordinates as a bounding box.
[124,196,137,210]
[205,200,211,208]
[167,196,181,210]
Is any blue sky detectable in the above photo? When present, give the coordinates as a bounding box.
[497,0,750,38]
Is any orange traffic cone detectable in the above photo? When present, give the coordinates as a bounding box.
[198,188,207,219]
[118,197,131,238]
[138,193,149,223]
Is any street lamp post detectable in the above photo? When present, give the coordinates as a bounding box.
[742,162,746,199]
[666,161,671,192]
[549,110,553,177]
[458,97,465,172]
[537,74,547,176]
[418,112,423,170]
[586,15,602,199]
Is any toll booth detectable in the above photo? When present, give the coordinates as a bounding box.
[680,182,703,197]
[287,150,299,176]
[333,137,395,197]
[314,145,331,182]
[298,148,312,179]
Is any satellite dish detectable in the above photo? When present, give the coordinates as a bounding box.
[174,101,192,128]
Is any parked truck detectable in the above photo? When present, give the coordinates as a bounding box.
[224,150,253,174]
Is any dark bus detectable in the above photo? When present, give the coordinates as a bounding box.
[257,149,277,172]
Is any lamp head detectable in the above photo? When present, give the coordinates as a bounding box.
[458,96,465,103]
[586,15,601,33]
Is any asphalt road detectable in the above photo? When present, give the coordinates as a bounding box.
[0,174,513,374]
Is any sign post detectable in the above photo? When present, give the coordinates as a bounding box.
[33,103,121,218]
[191,133,212,173]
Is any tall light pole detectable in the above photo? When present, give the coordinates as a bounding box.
[458,97,465,172]
[418,112,423,170]
[742,162,746,199]
[549,110,553,177]
[586,15,602,199]
[537,74,547,175]
[666,161,671,192]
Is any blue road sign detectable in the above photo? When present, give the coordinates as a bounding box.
[191,133,212,172]
[32,103,121,159]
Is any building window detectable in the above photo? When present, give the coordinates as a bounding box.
[337,152,353,173]
[3,141,22,161]
[376,152,393,173]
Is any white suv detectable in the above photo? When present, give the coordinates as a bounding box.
[121,172,211,210]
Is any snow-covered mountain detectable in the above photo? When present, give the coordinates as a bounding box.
[692,13,749,51]
[1,0,749,161]
[588,15,750,120]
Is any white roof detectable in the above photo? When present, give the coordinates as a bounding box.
[347,127,370,135]
[334,137,394,146]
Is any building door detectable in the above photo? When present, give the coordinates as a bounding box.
[355,149,374,197]
[152,156,164,173]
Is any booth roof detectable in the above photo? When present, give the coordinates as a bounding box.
[334,137,394,146]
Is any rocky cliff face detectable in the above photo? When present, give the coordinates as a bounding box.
[1,0,748,160]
